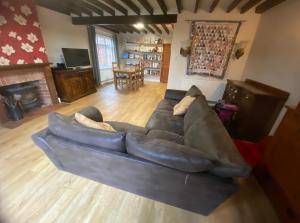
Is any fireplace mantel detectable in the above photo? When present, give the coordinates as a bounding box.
[0,63,52,72]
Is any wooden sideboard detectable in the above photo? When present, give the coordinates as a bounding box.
[52,68,97,103]
[255,103,300,223]
[222,79,289,142]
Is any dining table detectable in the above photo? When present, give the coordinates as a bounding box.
[112,66,141,90]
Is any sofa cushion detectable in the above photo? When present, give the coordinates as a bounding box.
[126,133,213,172]
[76,106,103,122]
[184,95,211,133]
[146,110,184,135]
[48,112,126,152]
[184,111,251,178]
[185,85,203,97]
[156,99,178,111]
[147,129,184,144]
[173,96,196,116]
[106,121,148,135]
[75,113,116,132]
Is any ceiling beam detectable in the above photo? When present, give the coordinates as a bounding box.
[145,25,155,34]
[35,0,70,15]
[156,0,168,15]
[72,14,178,25]
[176,0,182,13]
[209,0,220,13]
[194,0,200,13]
[79,1,104,16]
[161,24,169,34]
[98,25,120,33]
[102,0,128,15]
[137,0,153,15]
[255,0,286,13]
[226,0,242,13]
[120,0,141,15]
[240,0,263,13]
[127,25,141,34]
[114,25,129,33]
[64,0,93,16]
[151,24,162,34]
[85,0,115,15]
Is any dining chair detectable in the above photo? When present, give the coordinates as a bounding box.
[112,62,129,89]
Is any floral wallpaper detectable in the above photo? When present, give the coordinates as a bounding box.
[0,0,48,66]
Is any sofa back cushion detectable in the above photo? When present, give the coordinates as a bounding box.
[48,112,126,152]
[185,85,203,97]
[184,95,211,133]
[126,133,213,173]
[184,111,250,177]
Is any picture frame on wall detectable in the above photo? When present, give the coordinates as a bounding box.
[187,21,241,79]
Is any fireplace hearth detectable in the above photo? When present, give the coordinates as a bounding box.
[0,81,41,120]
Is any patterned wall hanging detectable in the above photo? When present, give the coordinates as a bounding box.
[187,21,241,79]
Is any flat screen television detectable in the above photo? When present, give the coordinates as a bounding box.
[62,48,91,68]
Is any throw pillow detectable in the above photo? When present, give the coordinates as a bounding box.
[173,95,196,115]
[75,112,116,132]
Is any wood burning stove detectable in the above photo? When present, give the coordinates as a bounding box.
[0,81,41,121]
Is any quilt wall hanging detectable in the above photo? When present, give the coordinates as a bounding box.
[187,21,241,79]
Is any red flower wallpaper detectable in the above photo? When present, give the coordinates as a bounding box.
[0,0,48,65]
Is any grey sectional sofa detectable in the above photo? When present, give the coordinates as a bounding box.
[32,86,250,215]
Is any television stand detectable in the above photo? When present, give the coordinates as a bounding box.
[52,67,97,103]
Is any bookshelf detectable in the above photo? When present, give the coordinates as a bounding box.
[121,41,163,82]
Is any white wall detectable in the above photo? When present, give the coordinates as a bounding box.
[37,6,90,64]
[167,8,261,101]
[243,0,300,107]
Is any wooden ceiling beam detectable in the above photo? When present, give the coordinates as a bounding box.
[161,24,169,34]
[151,24,162,34]
[145,24,155,34]
[78,1,103,16]
[98,25,119,33]
[194,0,200,13]
[226,0,243,13]
[176,0,183,13]
[35,0,71,15]
[120,0,141,15]
[209,0,220,13]
[137,0,154,15]
[84,0,115,15]
[240,0,263,13]
[156,0,168,15]
[128,25,141,34]
[102,0,128,15]
[255,0,286,13]
[72,14,178,25]
[114,25,129,33]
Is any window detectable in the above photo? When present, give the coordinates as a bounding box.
[95,34,116,69]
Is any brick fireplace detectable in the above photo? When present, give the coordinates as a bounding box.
[0,63,58,124]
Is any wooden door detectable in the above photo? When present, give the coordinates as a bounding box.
[160,44,171,83]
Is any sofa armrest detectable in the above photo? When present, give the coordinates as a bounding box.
[164,89,187,101]
[126,133,213,172]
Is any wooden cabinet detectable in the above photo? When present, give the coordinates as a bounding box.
[255,103,300,223]
[160,44,171,83]
[223,79,289,141]
[52,68,97,103]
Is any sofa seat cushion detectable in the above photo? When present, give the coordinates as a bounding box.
[156,99,178,111]
[184,111,251,178]
[106,121,148,135]
[126,133,213,172]
[48,112,126,152]
[146,110,184,135]
[147,129,184,145]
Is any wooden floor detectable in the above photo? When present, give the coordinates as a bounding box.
[0,83,280,223]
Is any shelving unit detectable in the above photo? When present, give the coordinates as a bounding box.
[121,41,163,82]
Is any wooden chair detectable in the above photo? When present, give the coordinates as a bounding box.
[112,62,130,89]
[136,61,145,87]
